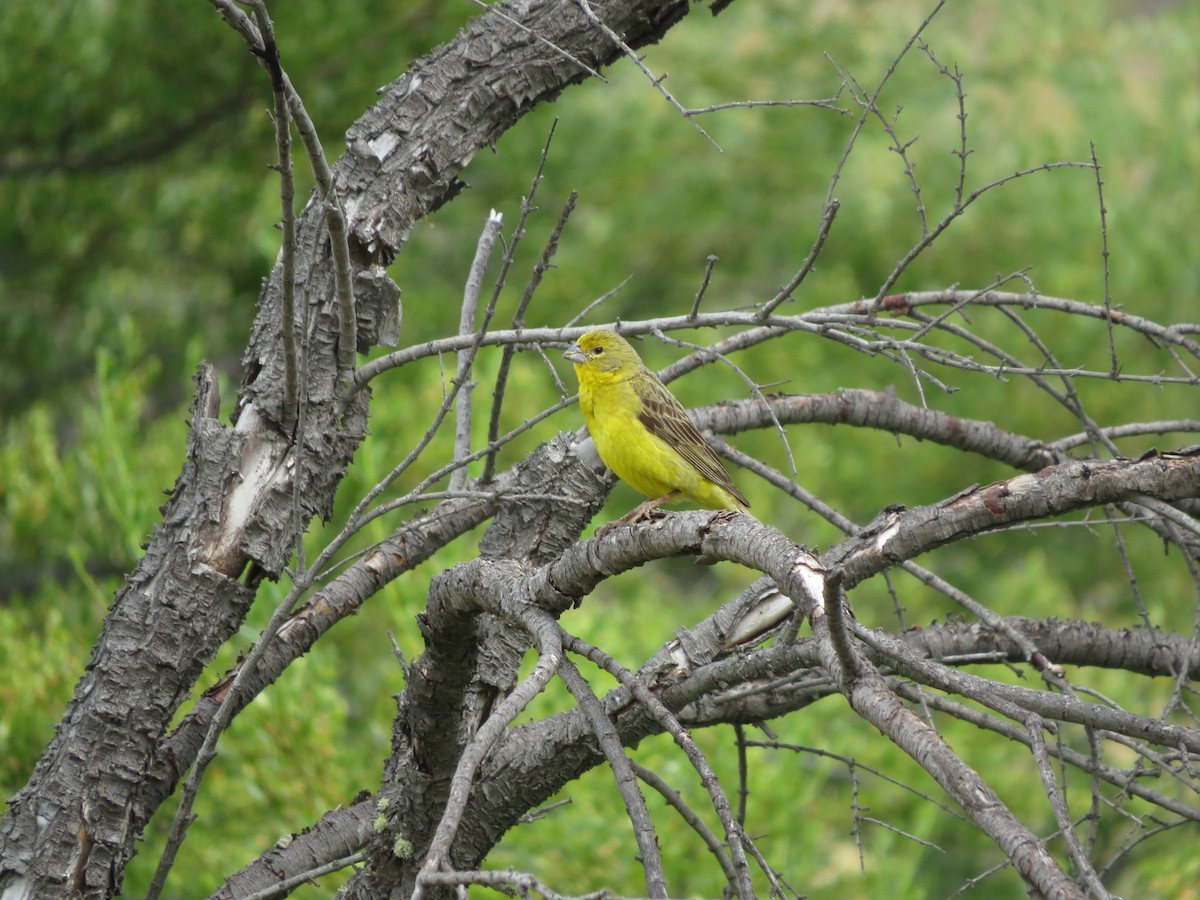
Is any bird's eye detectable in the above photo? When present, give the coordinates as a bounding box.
[591,346,604,355]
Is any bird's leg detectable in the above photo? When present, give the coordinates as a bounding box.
[594,492,679,540]
[619,491,679,524]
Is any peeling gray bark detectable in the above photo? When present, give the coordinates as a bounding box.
[0,365,260,897]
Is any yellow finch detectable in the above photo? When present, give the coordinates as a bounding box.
[563,329,749,519]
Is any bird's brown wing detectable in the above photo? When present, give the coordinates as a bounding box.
[633,369,750,507]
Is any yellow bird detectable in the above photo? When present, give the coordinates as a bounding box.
[563,329,749,520]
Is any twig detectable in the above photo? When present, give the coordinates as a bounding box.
[449,210,504,493]
[1026,721,1113,898]
[653,329,796,474]
[238,851,366,900]
[420,866,618,899]
[918,39,971,216]
[733,723,749,827]
[1049,420,1200,451]
[559,657,667,897]
[757,199,839,319]
[871,160,1095,307]
[484,129,575,484]
[907,271,1029,345]
[745,738,962,820]
[564,275,635,328]
[806,613,1081,896]
[889,683,1200,822]
[252,8,298,431]
[1091,143,1118,378]
[818,1,947,223]
[241,0,309,587]
[715,439,1068,669]
[210,0,357,377]
[565,634,758,899]
[854,623,1200,754]
[688,255,719,322]
[1098,817,1193,882]
[688,91,850,117]
[630,760,738,890]
[318,393,579,551]
[1128,493,1200,540]
[355,292,1200,389]
[146,561,311,898]
[1106,508,1153,628]
[574,0,721,151]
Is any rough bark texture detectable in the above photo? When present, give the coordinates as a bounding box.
[0,366,259,897]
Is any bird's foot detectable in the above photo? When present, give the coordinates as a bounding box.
[594,492,679,539]
[593,520,620,540]
[618,491,678,526]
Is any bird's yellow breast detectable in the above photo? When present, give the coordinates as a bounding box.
[580,377,671,498]
[578,374,738,508]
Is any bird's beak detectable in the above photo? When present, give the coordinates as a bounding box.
[563,342,586,363]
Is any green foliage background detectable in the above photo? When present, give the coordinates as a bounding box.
[2,0,1197,896]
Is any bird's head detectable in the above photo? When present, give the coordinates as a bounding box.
[563,329,642,377]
